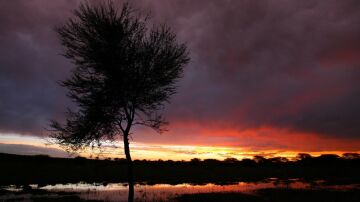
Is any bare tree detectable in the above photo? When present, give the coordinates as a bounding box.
[49,2,189,201]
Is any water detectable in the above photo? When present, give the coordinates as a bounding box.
[2,179,359,202]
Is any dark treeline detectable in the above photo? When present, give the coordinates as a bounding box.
[1,152,359,186]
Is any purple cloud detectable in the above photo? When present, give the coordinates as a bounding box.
[0,0,359,144]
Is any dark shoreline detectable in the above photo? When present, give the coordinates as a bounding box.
[1,152,359,186]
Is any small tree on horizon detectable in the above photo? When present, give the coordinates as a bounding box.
[49,2,189,202]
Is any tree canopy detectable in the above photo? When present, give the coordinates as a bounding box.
[49,2,189,150]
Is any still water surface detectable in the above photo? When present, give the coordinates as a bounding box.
[2,179,359,201]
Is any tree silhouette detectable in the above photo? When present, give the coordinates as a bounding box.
[49,2,189,201]
[296,153,312,161]
[343,153,360,160]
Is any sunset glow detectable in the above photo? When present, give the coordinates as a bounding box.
[0,0,359,161]
[1,132,357,161]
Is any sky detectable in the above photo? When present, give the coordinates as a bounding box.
[0,0,359,160]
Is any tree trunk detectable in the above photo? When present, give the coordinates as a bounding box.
[123,134,134,202]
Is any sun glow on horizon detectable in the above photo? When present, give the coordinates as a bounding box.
[0,133,357,161]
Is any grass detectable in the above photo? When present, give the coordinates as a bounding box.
[176,188,360,202]
[0,188,101,202]
[5,187,359,202]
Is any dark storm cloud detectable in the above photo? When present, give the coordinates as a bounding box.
[0,0,78,135]
[140,0,360,138]
[0,143,68,157]
[0,0,359,140]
